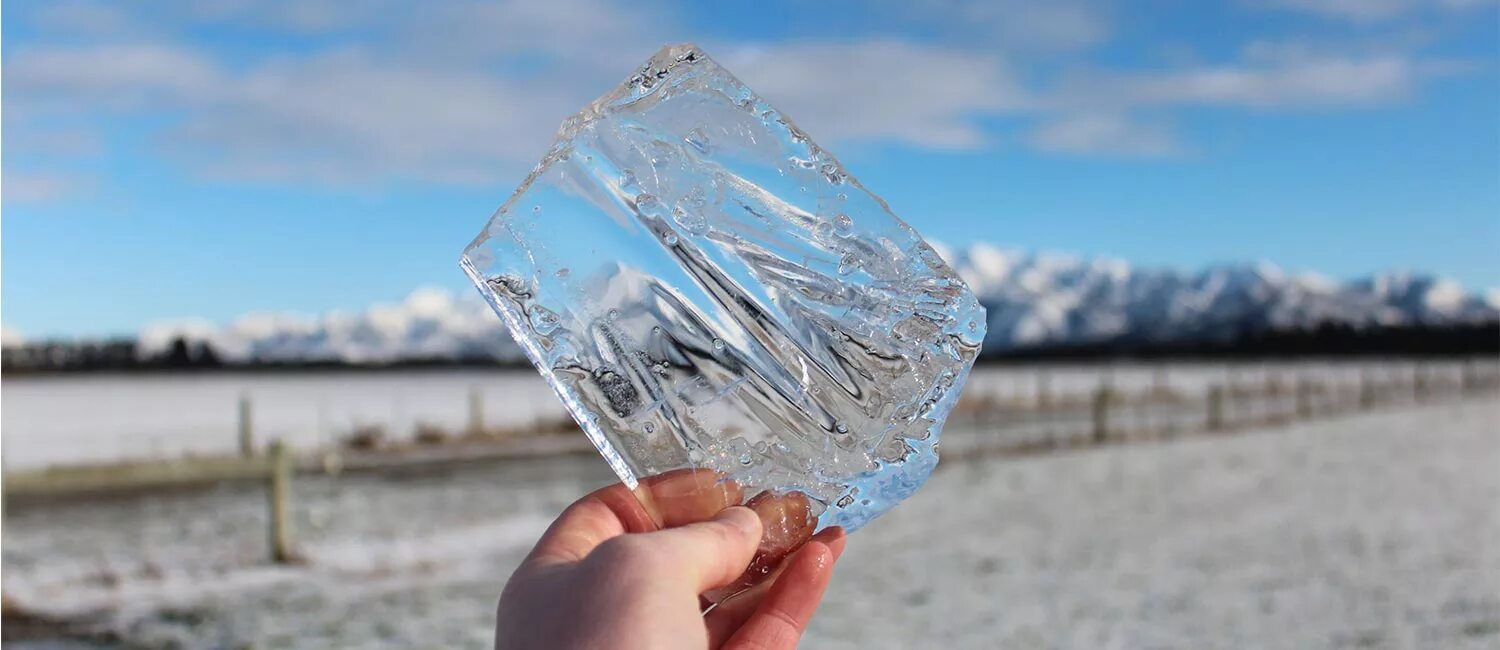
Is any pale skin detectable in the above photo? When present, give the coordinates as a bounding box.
[495,470,845,650]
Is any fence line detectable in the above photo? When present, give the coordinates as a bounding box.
[8,359,1497,564]
[945,360,1500,459]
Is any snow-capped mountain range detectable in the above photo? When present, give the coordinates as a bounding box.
[131,244,1499,363]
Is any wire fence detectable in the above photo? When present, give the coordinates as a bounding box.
[941,359,1500,459]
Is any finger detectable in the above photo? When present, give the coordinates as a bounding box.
[705,527,846,646]
[632,505,762,593]
[526,482,654,566]
[635,468,745,529]
[720,540,838,650]
[707,525,846,610]
[813,526,847,563]
[739,491,817,583]
[527,468,743,567]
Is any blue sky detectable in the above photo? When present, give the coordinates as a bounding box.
[3,0,1497,339]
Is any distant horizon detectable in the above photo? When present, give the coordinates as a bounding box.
[3,240,1496,347]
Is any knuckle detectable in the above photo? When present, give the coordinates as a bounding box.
[589,535,661,570]
[705,519,743,549]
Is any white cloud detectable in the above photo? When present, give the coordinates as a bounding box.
[892,0,1110,53]
[3,171,93,203]
[1251,0,1497,21]
[6,43,220,107]
[164,50,581,184]
[1029,113,1181,157]
[724,40,1030,150]
[1056,55,1420,110]
[1,0,1484,187]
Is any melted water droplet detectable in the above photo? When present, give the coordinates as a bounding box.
[652,325,663,335]
[813,222,834,241]
[712,339,726,352]
[607,309,620,321]
[662,232,679,245]
[835,214,854,234]
[835,421,849,434]
[636,193,658,209]
[642,422,656,434]
[620,169,637,187]
[738,452,753,465]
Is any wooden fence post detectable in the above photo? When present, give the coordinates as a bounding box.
[1462,360,1476,394]
[1359,370,1374,410]
[268,440,297,564]
[1296,377,1313,419]
[468,386,485,436]
[1414,363,1428,403]
[1092,385,1111,444]
[238,394,255,458]
[1036,371,1052,411]
[1208,385,1225,432]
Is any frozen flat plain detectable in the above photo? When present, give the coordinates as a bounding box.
[1,361,1466,469]
[4,395,1496,649]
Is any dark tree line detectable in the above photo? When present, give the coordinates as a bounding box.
[2,322,1496,374]
[2,336,224,374]
[990,321,1500,363]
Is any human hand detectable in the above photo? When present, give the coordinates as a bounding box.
[495,469,846,650]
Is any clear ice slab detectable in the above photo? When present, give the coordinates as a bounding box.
[461,43,985,538]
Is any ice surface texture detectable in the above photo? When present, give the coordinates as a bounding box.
[461,43,985,534]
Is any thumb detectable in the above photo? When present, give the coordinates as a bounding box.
[637,506,762,593]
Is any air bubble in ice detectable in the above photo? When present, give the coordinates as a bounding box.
[685,126,711,154]
[838,252,859,275]
[529,305,561,335]
[673,207,708,234]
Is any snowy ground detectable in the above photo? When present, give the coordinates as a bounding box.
[1,360,1473,469]
[4,396,1497,649]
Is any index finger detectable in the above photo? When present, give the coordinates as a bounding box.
[526,469,744,566]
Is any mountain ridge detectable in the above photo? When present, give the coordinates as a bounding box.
[16,244,1493,365]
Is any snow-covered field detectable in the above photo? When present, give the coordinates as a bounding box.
[1,361,1471,470]
[4,396,1496,649]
